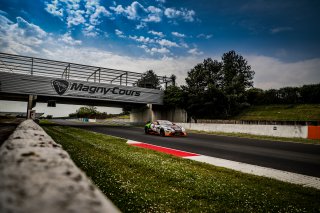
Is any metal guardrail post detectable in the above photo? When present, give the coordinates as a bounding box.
[126,72,128,86]
[67,64,70,79]
[31,58,34,75]
[98,68,101,83]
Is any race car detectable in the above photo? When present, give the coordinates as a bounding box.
[145,120,187,137]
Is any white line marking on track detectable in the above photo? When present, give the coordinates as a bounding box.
[184,155,320,190]
[127,140,320,190]
[126,140,143,144]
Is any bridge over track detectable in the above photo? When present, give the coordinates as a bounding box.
[0,52,174,107]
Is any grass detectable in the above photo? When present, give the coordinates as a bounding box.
[41,124,320,212]
[232,104,320,121]
[188,130,320,144]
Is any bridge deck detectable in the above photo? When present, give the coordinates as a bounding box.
[0,53,167,105]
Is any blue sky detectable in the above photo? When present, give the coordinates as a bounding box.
[1,0,320,116]
[1,0,320,61]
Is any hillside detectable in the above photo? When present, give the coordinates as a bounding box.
[232,104,320,121]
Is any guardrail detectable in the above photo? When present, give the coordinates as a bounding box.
[0,120,120,212]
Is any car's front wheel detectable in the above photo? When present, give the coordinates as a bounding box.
[144,127,149,134]
[160,129,165,137]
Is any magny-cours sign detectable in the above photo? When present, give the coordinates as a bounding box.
[0,72,163,105]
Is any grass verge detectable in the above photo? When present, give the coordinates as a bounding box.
[188,130,320,145]
[232,104,320,121]
[41,124,320,212]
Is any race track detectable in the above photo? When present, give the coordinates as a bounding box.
[51,120,320,177]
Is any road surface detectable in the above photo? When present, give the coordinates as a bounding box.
[50,119,320,177]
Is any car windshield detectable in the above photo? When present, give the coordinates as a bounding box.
[158,120,173,125]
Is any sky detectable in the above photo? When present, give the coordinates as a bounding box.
[0,0,320,116]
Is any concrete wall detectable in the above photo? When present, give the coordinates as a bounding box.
[161,107,187,123]
[0,120,119,213]
[130,105,187,123]
[177,123,308,138]
[130,105,152,123]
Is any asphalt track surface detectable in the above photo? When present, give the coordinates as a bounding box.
[51,120,320,178]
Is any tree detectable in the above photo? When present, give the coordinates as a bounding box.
[221,50,255,116]
[300,83,320,104]
[122,105,131,115]
[136,70,161,89]
[163,85,185,108]
[75,106,98,118]
[183,58,226,121]
[221,51,254,93]
[181,51,255,120]
[170,74,176,86]
[246,88,264,105]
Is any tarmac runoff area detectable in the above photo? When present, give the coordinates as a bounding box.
[127,140,320,190]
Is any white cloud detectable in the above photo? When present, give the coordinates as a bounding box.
[0,16,49,55]
[128,35,179,55]
[45,0,110,36]
[164,8,195,22]
[110,1,162,23]
[246,55,320,89]
[172,31,185,38]
[157,39,179,47]
[66,9,86,27]
[85,0,111,25]
[16,17,47,38]
[110,1,143,20]
[59,32,82,45]
[148,30,165,37]
[136,22,147,29]
[188,48,203,56]
[83,24,99,37]
[0,9,8,16]
[197,33,212,39]
[180,42,189,48]
[45,0,63,18]
[143,6,162,22]
[115,29,126,38]
[0,14,13,26]
[270,27,293,34]
[155,0,166,3]
[129,35,155,43]
[139,45,170,55]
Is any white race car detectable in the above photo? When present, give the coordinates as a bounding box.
[145,120,187,137]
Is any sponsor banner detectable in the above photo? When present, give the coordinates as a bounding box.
[0,72,163,105]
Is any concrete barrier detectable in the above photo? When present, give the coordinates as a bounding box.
[177,123,308,138]
[0,119,120,213]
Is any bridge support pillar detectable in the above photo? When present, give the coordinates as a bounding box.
[130,104,187,124]
[26,95,37,119]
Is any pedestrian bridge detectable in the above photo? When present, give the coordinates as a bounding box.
[0,52,171,107]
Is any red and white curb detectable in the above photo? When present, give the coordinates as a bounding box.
[127,140,320,190]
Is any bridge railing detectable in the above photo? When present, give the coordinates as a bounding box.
[0,52,172,88]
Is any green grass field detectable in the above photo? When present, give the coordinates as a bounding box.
[42,124,320,212]
[233,104,320,121]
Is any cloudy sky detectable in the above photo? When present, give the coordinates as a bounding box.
[0,0,320,116]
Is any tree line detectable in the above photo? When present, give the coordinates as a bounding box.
[246,84,320,105]
[69,106,128,119]
[161,50,320,121]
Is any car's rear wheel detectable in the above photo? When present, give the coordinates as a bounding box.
[160,129,165,137]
